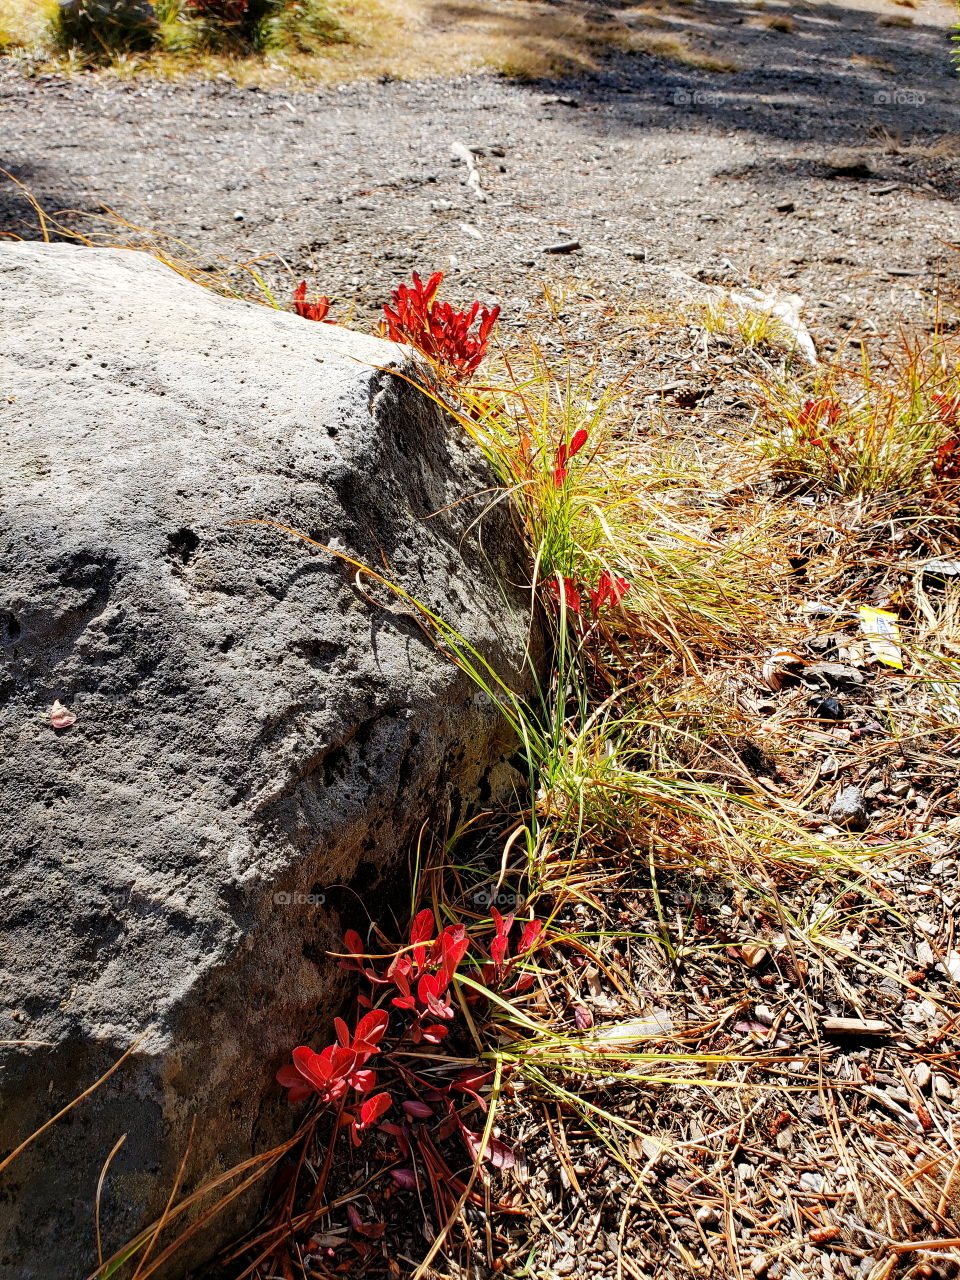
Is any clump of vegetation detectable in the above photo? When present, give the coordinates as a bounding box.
[749,337,960,495]
[52,0,159,55]
[699,295,800,355]
[45,0,345,60]
[162,0,344,54]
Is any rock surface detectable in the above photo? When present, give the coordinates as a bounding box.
[0,243,531,1278]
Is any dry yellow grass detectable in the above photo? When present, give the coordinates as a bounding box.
[0,0,54,48]
[0,0,740,81]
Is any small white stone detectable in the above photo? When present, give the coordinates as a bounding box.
[934,1074,954,1101]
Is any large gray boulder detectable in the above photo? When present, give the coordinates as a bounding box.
[0,244,530,1277]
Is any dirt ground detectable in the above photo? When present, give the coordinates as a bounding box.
[2,0,959,346]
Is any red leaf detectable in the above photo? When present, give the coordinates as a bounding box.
[352,1009,389,1051]
[390,1167,418,1189]
[358,1091,392,1127]
[517,918,543,954]
[349,1068,377,1094]
[402,1099,434,1119]
[410,908,435,967]
[568,428,589,458]
[292,280,332,323]
[343,929,366,956]
[437,924,470,982]
[462,1126,516,1169]
[452,1067,494,1100]
[333,1017,351,1049]
[290,1046,332,1091]
[553,428,589,485]
[546,576,582,617]
[489,907,514,968]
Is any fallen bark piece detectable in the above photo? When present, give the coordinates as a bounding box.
[822,1017,891,1035]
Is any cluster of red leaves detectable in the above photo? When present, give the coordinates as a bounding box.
[291,271,498,380]
[932,394,960,479]
[795,396,844,451]
[483,907,542,988]
[277,906,543,1167]
[553,428,589,485]
[934,437,960,479]
[381,912,468,1044]
[381,271,500,380]
[276,1010,392,1145]
[292,281,332,323]
[546,569,631,619]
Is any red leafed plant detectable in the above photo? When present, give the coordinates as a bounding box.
[277,1008,389,1106]
[933,436,960,480]
[292,281,332,323]
[481,907,543,990]
[553,428,589,485]
[382,271,500,381]
[589,570,630,614]
[546,576,583,616]
[546,570,630,621]
[269,902,547,1267]
[795,397,843,450]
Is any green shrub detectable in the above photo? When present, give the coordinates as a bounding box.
[162,0,344,54]
[52,0,159,55]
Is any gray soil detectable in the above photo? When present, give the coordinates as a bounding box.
[2,0,960,349]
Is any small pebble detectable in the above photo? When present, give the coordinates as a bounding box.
[829,784,868,830]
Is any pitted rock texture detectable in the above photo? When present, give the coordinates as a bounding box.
[0,243,531,1279]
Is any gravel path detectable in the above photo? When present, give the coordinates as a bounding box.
[2,0,959,347]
